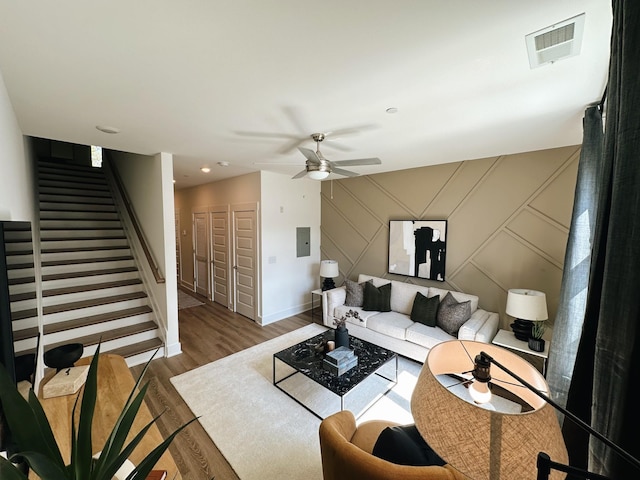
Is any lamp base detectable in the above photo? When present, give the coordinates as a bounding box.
[322,278,336,291]
[510,318,534,341]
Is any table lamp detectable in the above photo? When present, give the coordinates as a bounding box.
[506,289,548,341]
[319,260,339,291]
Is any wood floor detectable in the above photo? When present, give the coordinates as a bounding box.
[129,294,319,480]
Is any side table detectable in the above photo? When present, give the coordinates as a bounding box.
[492,328,549,376]
[311,288,323,322]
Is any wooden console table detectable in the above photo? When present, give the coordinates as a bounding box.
[38,354,181,479]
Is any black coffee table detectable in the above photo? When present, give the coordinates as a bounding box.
[273,331,398,419]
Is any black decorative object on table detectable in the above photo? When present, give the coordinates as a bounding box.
[335,326,349,348]
[43,343,83,372]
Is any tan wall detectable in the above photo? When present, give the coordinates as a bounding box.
[174,172,260,289]
[321,145,580,330]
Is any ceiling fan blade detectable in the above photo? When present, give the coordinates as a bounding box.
[254,162,305,166]
[298,147,321,164]
[331,167,360,177]
[292,169,308,179]
[325,124,378,139]
[234,131,300,140]
[332,157,382,166]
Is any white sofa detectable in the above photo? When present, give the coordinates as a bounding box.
[321,274,499,363]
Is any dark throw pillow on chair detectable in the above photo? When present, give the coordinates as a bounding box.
[372,424,446,466]
[362,281,392,311]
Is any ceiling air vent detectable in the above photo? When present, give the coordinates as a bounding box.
[525,13,585,68]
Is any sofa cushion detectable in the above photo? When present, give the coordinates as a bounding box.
[437,291,471,336]
[363,282,392,312]
[367,311,414,340]
[406,322,456,349]
[410,292,439,327]
[390,280,430,315]
[429,287,479,313]
[344,278,371,307]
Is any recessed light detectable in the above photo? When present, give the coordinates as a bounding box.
[386,107,398,114]
[201,167,211,173]
[96,125,120,134]
[218,161,230,167]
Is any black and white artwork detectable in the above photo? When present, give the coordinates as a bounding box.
[388,220,447,281]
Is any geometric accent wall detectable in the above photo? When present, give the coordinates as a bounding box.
[321,145,580,330]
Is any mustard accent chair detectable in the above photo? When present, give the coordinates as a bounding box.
[319,410,467,480]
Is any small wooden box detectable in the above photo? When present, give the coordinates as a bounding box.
[43,365,90,399]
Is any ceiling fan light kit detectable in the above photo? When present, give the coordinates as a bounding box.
[293,133,382,180]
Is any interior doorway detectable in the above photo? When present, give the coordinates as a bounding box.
[210,207,230,308]
[232,204,258,321]
[193,211,209,297]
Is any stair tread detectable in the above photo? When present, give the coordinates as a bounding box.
[7,262,35,270]
[40,235,127,242]
[43,278,142,297]
[43,291,148,315]
[44,305,153,334]
[10,291,37,302]
[12,326,39,342]
[42,255,133,267]
[42,266,138,281]
[44,322,160,355]
[10,308,38,320]
[9,276,36,286]
[109,338,164,359]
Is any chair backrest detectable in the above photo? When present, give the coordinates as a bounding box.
[319,411,465,480]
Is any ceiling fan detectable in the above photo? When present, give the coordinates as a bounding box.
[291,133,381,180]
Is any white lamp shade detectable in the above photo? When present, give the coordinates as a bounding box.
[319,260,339,278]
[505,289,548,320]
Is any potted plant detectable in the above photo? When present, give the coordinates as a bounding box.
[528,320,546,352]
[0,344,197,480]
[333,310,361,348]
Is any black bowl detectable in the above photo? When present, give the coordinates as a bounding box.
[44,343,84,371]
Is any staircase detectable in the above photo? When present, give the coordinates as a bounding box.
[36,157,164,367]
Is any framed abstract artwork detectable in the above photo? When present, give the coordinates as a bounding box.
[388,220,447,281]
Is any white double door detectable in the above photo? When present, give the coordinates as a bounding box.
[193,204,258,321]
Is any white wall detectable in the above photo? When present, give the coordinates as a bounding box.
[260,171,321,324]
[0,69,34,221]
[109,150,180,356]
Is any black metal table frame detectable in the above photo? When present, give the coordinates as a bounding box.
[272,349,398,420]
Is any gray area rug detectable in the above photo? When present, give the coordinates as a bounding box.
[170,323,423,480]
[177,290,204,310]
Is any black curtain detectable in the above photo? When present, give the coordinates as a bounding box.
[561,1,640,477]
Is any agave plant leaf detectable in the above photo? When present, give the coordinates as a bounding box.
[0,455,28,480]
[0,362,66,476]
[91,348,157,480]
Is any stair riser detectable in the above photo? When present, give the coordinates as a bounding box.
[2,232,34,243]
[5,254,34,266]
[40,238,128,249]
[9,282,38,296]
[12,316,38,333]
[41,248,131,262]
[4,242,34,253]
[124,348,164,367]
[43,313,154,345]
[10,298,37,312]
[39,179,109,191]
[39,167,105,179]
[42,271,140,290]
[39,186,111,198]
[42,284,144,307]
[39,173,107,186]
[40,224,124,233]
[43,297,149,323]
[41,259,135,276]
[39,194,115,205]
[7,268,35,280]
[41,211,119,220]
[39,202,116,213]
[81,331,160,360]
[14,337,39,356]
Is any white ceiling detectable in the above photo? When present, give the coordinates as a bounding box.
[0,1,612,189]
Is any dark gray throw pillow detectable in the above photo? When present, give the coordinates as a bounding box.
[372,424,446,467]
[344,278,371,307]
[362,281,392,312]
[410,292,439,327]
[436,291,471,335]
